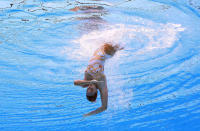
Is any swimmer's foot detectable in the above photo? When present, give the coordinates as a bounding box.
[114,44,124,51]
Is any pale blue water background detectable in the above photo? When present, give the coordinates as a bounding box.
[0,0,200,130]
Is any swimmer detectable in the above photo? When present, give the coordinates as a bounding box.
[74,43,123,117]
[70,5,104,12]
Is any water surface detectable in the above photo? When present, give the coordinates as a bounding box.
[0,0,200,130]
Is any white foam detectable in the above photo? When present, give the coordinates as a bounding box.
[63,18,185,109]
[42,2,68,8]
[0,1,11,8]
[139,23,185,52]
[66,21,185,61]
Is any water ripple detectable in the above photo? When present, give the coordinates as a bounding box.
[0,0,200,130]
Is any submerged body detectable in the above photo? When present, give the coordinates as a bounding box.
[86,44,113,77]
[74,43,123,116]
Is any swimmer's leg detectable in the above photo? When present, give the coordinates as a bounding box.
[81,71,93,87]
[103,43,124,56]
[84,71,93,80]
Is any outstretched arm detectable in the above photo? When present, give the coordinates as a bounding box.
[74,80,91,87]
[84,76,108,117]
[84,105,107,117]
[74,80,103,87]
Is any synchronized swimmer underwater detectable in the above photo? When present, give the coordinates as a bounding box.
[74,43,123,117]
[70,4,124,117]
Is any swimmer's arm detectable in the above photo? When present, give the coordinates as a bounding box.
[84,105,107,117]
[74,80,91,87]
[84,78,108,117]
[74,80,102,87]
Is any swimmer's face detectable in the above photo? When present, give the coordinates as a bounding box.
[87,84,97,94]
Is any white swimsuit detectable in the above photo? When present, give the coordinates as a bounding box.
[86,47,111,77]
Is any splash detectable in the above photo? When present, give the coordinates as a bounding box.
[0,1,11,8]
[137,23,185,52]
[66,19,185,61]
[63,18,185,109]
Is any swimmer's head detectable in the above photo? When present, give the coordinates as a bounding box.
[86,83,98,102]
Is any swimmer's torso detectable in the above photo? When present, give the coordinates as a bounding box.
[86,46,111,77]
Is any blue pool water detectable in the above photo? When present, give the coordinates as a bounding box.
[0,0,200,130]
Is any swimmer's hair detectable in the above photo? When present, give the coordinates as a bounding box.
[86,91,97,102]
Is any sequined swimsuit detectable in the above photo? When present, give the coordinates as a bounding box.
[86,47,111,77]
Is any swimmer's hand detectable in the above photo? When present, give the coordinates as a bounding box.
[83,106,107,117]
[90,80,104,84]
[74,80,103,87]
